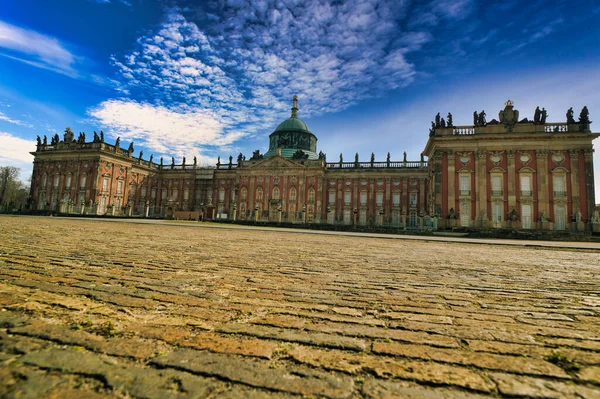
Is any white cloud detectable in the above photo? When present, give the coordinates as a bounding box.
[0,20,77,77]
[0,132,35,174]
[88,100,231,158]
[0,111,33,128]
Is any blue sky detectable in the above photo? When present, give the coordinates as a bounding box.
[1,0,600,197]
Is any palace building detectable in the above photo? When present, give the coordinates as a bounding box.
[29,98,600,232]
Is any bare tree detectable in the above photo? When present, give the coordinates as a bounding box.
[0,166,28,211]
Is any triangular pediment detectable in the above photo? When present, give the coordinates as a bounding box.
[248,155,306,169]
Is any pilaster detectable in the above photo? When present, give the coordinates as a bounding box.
[447,152,455,217]
[475,151,487,223]
[536,150,549,224]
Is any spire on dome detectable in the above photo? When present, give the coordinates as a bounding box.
[291,95,299,118]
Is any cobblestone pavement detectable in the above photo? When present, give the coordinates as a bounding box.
[0,215,599,398]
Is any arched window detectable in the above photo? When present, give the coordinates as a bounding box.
[308,188,315,203]
[273,187,280,200]
[256,187,263,201]
[218,188,225,202]
[290,187,296,201]
[241,187,247,201]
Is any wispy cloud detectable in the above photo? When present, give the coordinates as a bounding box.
[0,111,33,128]
[0,131,35,165]
[0,20,78,77]
[88,100,237,161]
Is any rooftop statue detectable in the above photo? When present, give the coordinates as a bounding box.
[100,131,104,143]
[566,107,576,124]
[477,110,486,126]
[440,118,446,128]
[540,108,548,124]
[237,153,243,164]
[139,151,143,160]
[403,151,407,162]
[473,111,479,126]
[171,157,175,169]
[579,106,590,124]
[182,156,186,166]
[115,137,120,149]
[43,135,47,145]
[128,142,134,154]
[318,151,326,161]
[149,154,153,164]
[534,106,541,123]
[435,112,441,128]
[447,112,453,127]
[499,100,519,130]
[193,156,197,165]
[36,135,41,147]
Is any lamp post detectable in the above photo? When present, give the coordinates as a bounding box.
[278,205,282,223]
[232,202,237,221]
[379,207,384,226]
[327,205,332,225]
[353,207,358,226]
[302,205,306,224]
[255,204,259,222]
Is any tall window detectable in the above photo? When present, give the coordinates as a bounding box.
[328,191,335,204]
[273,187,280,200]
[42,175,47,188]
[553,175,566,196]
[491,175,502,196]
[151,188,156,199]
[360,191,367,205]
[376,192,383,206]
[102,177,109,192]
[241,187,247,201]
[555,204,566,230]
[344,191,351,205]
[460,202,470,227]
[520,175,532,196]
[256,187,263,201]
[141,185,146,198]
[218,188,225,202]
[161,188,167,200]
[289,187,296,201]
[459,175,470,195]
[53,175,60,189]
[308,188,315,203]
[65,175,72,189]
[183,188,189,200]
[522,204,532,229]
[80,175,86,190]
[393,192,400,206]
[409,193,417,208]
[173,188,179,200]
[116,180,123,194]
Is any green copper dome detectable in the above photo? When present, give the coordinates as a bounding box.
[265,95,319,160]
[274,116,310,132]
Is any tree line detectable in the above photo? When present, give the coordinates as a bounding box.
[0,166,29,212]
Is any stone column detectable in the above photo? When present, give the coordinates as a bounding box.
[475,151,487,227]
[536,150,549,229]
[419,178,426,215]
[569,149,580,228]
[447,152,455,219]
[584,148,595,227]
[507,150,516,218]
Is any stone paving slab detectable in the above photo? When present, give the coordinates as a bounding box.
[0,215,599,398]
